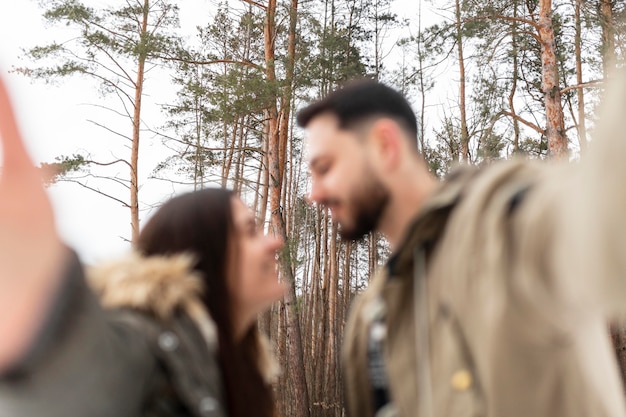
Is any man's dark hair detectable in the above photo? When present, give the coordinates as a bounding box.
[296,78,418,145]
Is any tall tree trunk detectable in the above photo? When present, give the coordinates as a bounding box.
[600,0,616,78]
[342,241,352,324]
[455,0,470,162]
[276,300,288,416]
[574,0,587,153]
[324,222,339,416]
[252,124,264,214]
[255,149,272,337]
[220,52,232,188]
[221,120,234,187]
[281,0,298,236]
[262,0,311,416]
[373,0,381,80]
[417,0,426,153]
[258,116,270,226]
[278,0,298,192]
[192,78,203,190]
[345,1,356,80]
[509,2,521,153]
[130,0,150,244]
[233,118,246,193]
[307,207,323,358]
[538,0,568,158]
[320,0,330,93]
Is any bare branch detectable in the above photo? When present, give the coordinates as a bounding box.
[560,79,604,95]
[153,130,265,154]
[155,55,264,72]
[461,15,541,42]
[61,178,130,207]
[83,158,132,170]
[502,111,544,135]
[241,0,267,10]
[67,172,131,189]
[86,119,133,143]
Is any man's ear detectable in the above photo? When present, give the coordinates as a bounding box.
[369,118,403,172]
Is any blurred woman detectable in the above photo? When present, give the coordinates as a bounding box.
[0,75,285,417]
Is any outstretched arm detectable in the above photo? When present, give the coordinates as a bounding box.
[561,68,626,316]
[0,73,69,370]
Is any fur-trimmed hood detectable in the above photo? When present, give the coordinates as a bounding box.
[86,252,279,382]
[87,252,204,320]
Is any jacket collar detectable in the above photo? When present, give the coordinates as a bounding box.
[87,252,203,320]
[387,164,478,278]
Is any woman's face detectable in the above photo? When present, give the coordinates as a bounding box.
[229,197,287,327]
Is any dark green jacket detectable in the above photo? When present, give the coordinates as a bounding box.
[0,251,228,417]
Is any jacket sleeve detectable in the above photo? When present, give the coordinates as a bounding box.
[505,64,626,320]
[516,69,626,319]
[489,81,626,417]
[563,69,626,317]
[0,250,159,417]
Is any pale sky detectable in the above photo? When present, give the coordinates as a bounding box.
[0,1,226,263]
[0,0,429,264]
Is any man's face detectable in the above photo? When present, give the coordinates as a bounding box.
[305,113,389,240]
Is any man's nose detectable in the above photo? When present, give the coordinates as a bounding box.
[307,179,325,205]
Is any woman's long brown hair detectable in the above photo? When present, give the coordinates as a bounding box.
[137,188,275,417]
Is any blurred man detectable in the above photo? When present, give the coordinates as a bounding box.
[298,78,626,417]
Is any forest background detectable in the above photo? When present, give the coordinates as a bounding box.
[1,0,625,416]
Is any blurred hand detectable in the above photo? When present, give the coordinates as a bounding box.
[0,74,67,370]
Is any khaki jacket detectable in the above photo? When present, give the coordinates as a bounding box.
[343,159,626,417]
[0,251,277,417]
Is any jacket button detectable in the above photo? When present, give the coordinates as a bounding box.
[451,369,472,391]
[199,396,218,415]
[158,331,179,352]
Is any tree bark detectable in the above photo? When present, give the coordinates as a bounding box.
[456,0,470,162]
[600,0,616,78]
[574,0,587,153]
[538,0,568,158]
[324,222,339,416]
[509,2,521,153]
[262,0,311,415]
[130,0,150,244]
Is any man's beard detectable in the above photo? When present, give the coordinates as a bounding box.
[338,175,389,241]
